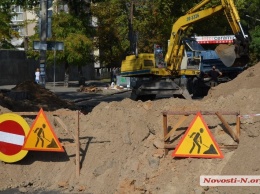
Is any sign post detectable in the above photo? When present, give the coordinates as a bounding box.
[53,44,56,87]
[39,0,53,87]
[33,41,64,86]
[39,0,47,87]
[49,41,65,87]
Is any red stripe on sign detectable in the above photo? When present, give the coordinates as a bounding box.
[197,40,233,44]
[0,142,23,155]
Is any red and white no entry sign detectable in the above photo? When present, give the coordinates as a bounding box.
[0,113,30,163]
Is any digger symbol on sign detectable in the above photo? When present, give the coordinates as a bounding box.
[34,123,46,147]
[34,123,58,148]
[189,128,218,155]
[189,128,204,154]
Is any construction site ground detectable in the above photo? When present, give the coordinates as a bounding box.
[0,62,260,194]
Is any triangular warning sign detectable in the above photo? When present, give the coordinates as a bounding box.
[23,108,64,152]
[172,112,223,158]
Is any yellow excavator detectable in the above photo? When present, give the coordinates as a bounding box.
[120,0,249,100]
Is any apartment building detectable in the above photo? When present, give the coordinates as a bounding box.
[11,5,37,50]
[9,2,105,79]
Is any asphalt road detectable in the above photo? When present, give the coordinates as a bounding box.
[47,81,134,113]
[0,80,178,113]
[55,88,132,113]
[48,82,179,114]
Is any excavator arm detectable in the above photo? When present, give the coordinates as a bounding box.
[166,0,249,72]
[216,0,249,67]
[120,0,249,101]
[165,4,223,72]
[222,0,245,35]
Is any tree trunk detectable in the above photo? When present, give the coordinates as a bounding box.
[64,62,70,87]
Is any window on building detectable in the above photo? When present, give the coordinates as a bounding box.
[11,5,24,22]
[11,5,25,36]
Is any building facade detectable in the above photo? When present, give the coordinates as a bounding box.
[11,5,37,50]
[6,2,109,83]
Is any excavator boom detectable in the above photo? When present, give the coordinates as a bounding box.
[214,0,249,67]
[166,0,249,69]
[120,0,249,100]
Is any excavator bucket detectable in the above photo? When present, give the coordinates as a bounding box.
[215,39,249,67]
[215,44,236,67]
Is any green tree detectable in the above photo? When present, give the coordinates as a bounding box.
[1,0,39,9]
[0,2,16,49]
[50,12,93,69]
[50,1,93,77]
[91,0,247,65]
[91,0,128,67]
[2,0,259,71]
[131,0,198,53]
[0,0,39,49]
[249,26,260,64]
[0,10,13,49]
[26,0,94,81]
[242,0,260,64]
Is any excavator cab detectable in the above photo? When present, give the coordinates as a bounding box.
[181,38,204,71]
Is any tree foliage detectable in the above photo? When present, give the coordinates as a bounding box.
[0,0,39,9]
[91,0,128,67]
[0,11,12,40]
[0,0,39,49]
[238,0,260,63]
[0,0,259,67]
[249,26,260,64]
[50,12,93,66]
[92,0,260,66]
[0,3,15,48]
[26,1,94,70]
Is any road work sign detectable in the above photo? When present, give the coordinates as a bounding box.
[0,113,30,163]
[23,108,64,152]
[172,112,223,158]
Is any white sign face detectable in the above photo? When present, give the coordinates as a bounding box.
[33,41,64,51]
[33,41,40,50]
[40,64,45,76]
[194,35,235,44]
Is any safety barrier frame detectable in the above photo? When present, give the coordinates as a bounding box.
[17,110,81,177]
[162,111,240,155]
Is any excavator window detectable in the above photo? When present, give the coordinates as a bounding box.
[184,39,205,51]
[143,60,154,67]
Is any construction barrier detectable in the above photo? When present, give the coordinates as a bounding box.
[162,111,240,156]
[16,110,81,177]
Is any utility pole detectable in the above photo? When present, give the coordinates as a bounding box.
[129,0,134,54]
[39,0,47,86]
[128,0,138,55]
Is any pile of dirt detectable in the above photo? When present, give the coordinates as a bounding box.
[0,62,259,194]
[205,63,260,100]
[0,81,76,112]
